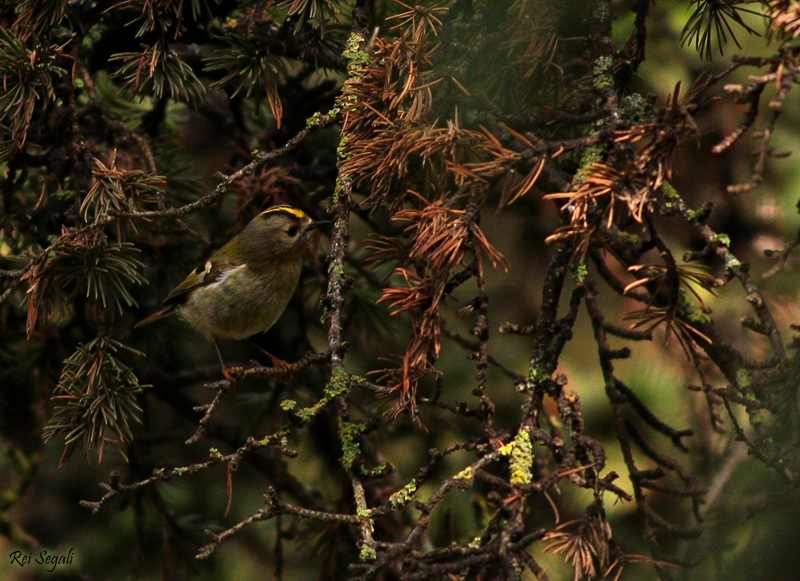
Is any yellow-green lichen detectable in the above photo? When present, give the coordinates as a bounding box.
[572,145,605,187]
[621,93,648,120]
[329,366,360,397]
[329,32,370,119]
[336,133,351,160]
[686,205,712,223]
[712,233,730,248]
[356,506,374,519]
[342,33,370,75]
[332,175,347,204]
[662,181,679,199]
[389,479,418,508]
[339,420,367,471]
[509,430,534,485]
[592,55,613,90]
[359,544,377,562]
[295,368,362,422]
[305,111,322,128]
[616,230,642,244]
[661,181,680,211]
[498,440,515,456]
[526,365,549,387]
[736,368,751,392]
[573,261,588,284]
[455,466,474,481]
[682,292,711,326]
[360,462,392,478]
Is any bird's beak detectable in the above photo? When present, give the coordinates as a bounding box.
[307,220,332,232]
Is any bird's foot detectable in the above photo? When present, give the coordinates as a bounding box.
[222,366,245,385]
[267,355,297,383]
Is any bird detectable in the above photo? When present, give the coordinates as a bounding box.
[135,204,327,376]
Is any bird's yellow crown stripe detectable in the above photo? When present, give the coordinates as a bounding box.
[260,206,306,219]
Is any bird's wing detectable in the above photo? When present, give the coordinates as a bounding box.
[135,260,226,328]
[135,248,243,329]
[162,259,225,307]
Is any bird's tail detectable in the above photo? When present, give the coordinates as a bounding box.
[134,306,175,329]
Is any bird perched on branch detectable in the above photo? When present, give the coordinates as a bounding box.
[136,204,327,376]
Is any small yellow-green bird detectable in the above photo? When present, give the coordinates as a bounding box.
[136,204,327,372]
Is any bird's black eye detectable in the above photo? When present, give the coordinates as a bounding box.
[287,225,299,237]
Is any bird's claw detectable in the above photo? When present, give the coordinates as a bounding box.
[223,366,245,383]
[268,356,296,383]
